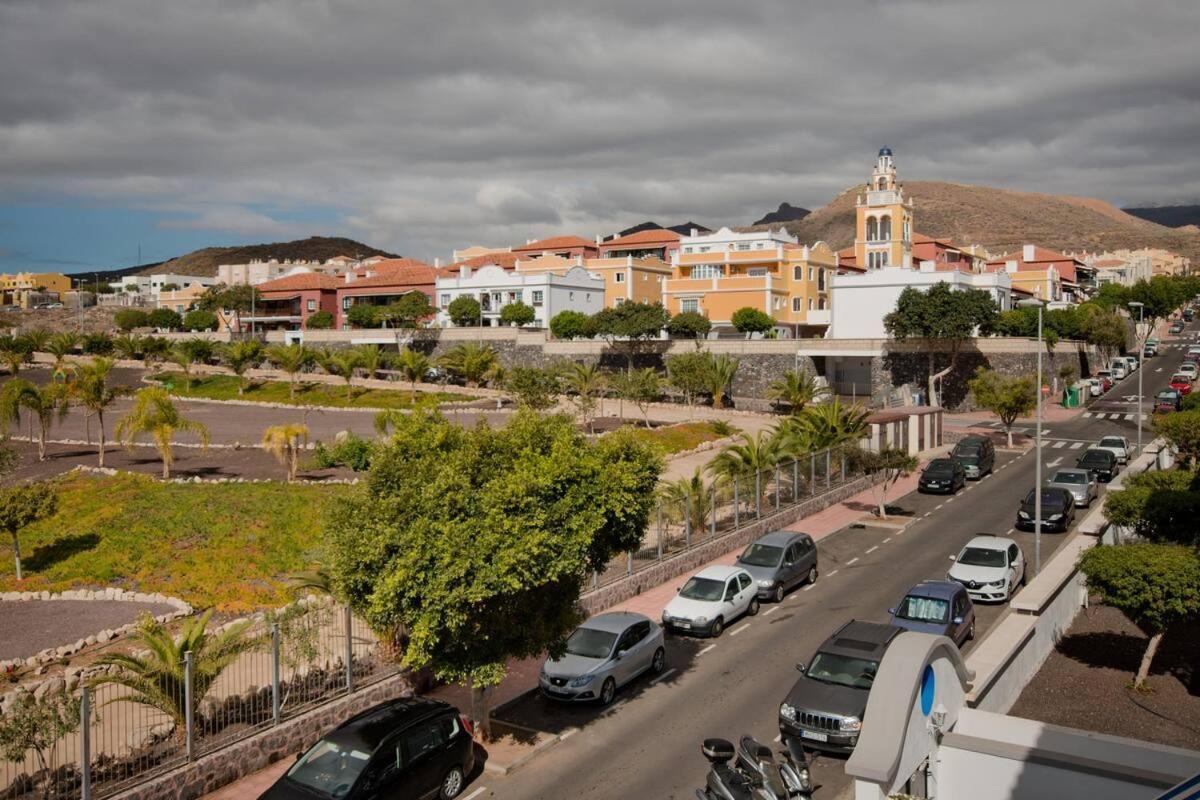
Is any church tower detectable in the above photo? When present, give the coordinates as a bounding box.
[854,148,913,270]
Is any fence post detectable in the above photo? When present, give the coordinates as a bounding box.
[627,551,633,576]
[80,686,92,800]
[684,499,692,548]
[840,450,846,482]
[271,623,281,726]
[710,484,717,538]
[774,465,781,511]
[656,504,663,559]
[826,450,832,489]
[755,471,762,519]
[793,459,799,502]
[593,571,599,590]
[183,651,195,762]
[733,476,740,528]
[344,605,355,694]
[811,453,817,495]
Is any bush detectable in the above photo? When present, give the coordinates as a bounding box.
[182,310,218,332]
[114,309,149,331]
[731,306,775,335]
[312,433,374,472]
[550,310,590,340]
[665,311,712,339]
[81,333,114,355]
[147,308,182,331]
[447,296,482,327]
[345,304,380,329]
[504,366,559,410]
[306,310,334,330]
[499,301,536,328]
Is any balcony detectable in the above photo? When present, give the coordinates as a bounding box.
[866,189,901,206]
[806,309,832,326]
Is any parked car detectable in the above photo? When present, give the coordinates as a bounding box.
[1121,355,1139,373]
[1186,308,1195,322]
[1155,389,1183,413]
[1094,371,1114,393]
[1095,435,1131,464]
[1184,352,1200,366]
[735,531,819,603]
[1170,322,1185,334]
[1179,362,1200,379]
[1108,360,1128,380]
[662,565,759,637]
[1076,448,1119,482]
[539,612,666,705]
[259,698,474,800]
[1086,377,1105,397]
[1170,374,1194,394]
[1046,468,1098,508]
[1016,487,1076,532]
[1143,342,1157,358]
[888,580,975,646]
[947,535,1026,603]
[950,435,995,479]
[777,621,903,753]
[917,458,966,494]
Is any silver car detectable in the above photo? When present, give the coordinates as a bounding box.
[1046,468,1098,508]
[539,612,666,705]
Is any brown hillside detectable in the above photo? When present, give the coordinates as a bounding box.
[746,181,1200,263]
[142,236,397,278]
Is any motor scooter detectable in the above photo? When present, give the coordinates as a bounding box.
[695,736,813,800]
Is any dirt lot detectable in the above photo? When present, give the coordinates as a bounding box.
[1009,602,1200,749]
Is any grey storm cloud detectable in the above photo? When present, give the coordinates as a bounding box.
[2,0,1199,260]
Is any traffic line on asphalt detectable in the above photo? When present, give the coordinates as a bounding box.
[730,623,751,637]
[774,734,782,743]
[699,644,716,656]
[650,668,677,685]
[882,537,893,543]
[560,728,579,740]
[463,788,488,800]
[801,585,813,592]
[923,512,932,518]
[1051,441,1066,449]
[865,545,878,554]
[764,605,780,616]
[935,503,944,510]
[1070,442,1083,449]
[846,557,859,565]
[827,569,840,577]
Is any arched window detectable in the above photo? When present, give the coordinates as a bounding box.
[808,298,814,310]
[866,217,878,241]
[877,177,887,190]
[879,215,891,241]
[819,298,827,310]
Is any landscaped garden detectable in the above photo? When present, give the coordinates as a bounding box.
[0,472,347,611]
[625,420,737,455]
[148,371,471,410]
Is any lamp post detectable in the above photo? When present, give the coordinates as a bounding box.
[1018,297,1045,575]
[1128,301,1144,455]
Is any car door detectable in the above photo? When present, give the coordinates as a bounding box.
[952,591,970,644]
[398,718,450,800]
[358,736,404,800]
[627,620,654,677]
[721,578,740,620]
[798,536,818,580]
[780,542,800,587]
[1007,544,1023,589]
[612,625,641,686]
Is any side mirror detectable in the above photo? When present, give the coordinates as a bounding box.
[949,555,957,562]
[795,663,806,674]
[953,616,964,625]
[887,607,896,615]
[615,650,625,661]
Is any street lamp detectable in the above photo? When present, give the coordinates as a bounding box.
[1128,301,1144,455]
[1018,297,1045,575]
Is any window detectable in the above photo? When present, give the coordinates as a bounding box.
[747,267,767,277]
[401,722,444,763]
[614,272,625,283]
[879,215,891,241]
[698,246,711,253]
[774,297,782,310]
[615,297,625,306]
[792,297,802,312]
[736,242,751,251]
[793,265,803,281]
[866,217,879,242]
[690,264,725,280]
[680,298,700,314]
[818,269,826,290]
[1008,544,1020,563]
[531,290,544,306]
[808,298,814,311]
[586,293,593,303]
[877,177,886,190]
[506,291,518,304]
[440,293,451,308]
[819,298,826,310]
[307,299,316,312]
[737,573,752,592]
[569,291,575,301]
[342,297,353,310]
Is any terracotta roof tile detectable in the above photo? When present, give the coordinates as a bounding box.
[443,252,520,274]
[257,273,342,292]
[341,264,438,290]
[601,229,681,248]
[512,235,597,252]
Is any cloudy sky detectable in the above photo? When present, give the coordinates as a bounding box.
[2,0,1199,272]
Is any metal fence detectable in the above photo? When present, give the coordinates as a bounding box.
[1,604,393,800]
[593,445,864,590]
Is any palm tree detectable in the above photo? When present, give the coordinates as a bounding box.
[284,566,333,595]
[705,354,739,410]
[318,349,361,401]
[168,345,198,391]
[265,344,316,400]
[71,357,126,467]
[220,340,264,395]
[90,610,262,741]
[353,345,387,381]
[785,399,871,453]
[0,379,69,461]
[658,468,713,536]
[262,423,309,482]
[439,342,496,388]
[112,333,143,361]
[44,335,78,383]
[394,348,431,390]
[22,329,50,354]
[114,387,211,478]
[707,429,786,482]
[0,335,32,376]
[766,369,830,415]
[141,336,172,368]
[563,362,606,433]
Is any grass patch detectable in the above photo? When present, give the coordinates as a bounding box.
[0,473,348,612]
[627,421,738,455]
[149,372,473,410]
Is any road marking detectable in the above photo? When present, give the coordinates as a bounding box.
[650,668,677,685]
[764,605,780,616]
[774,734,782,743]
[1046,457,1063,468]
[699,644,716,656]
[935,503,944,510]
[560,728,580,741]
[1083,411,1094,418]
[1042,429,1052,436]
[923,512,932,518]
[1124,414,1134,421]
[802,585,814,592]
[945,496,955,503]
[1070,442,1083,449]
[463,789,488,800]
[846,557,859,565]
[882,537,893,543]
[730,624,750,637]
[827,569,840,577]
[865,546,878,554]
[894,527,905,535]
[1051,441,1066,449]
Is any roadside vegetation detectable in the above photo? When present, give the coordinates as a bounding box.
[626,420,738,455]
[148,372,466,409]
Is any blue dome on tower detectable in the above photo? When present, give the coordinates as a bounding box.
[878,147,893,157]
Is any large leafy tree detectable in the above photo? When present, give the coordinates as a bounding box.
[0,483,57,581]
[883,283,998,407]
[550,310,590,340]
[0,379,69,461]
[967,368,1036,447]
[499,301,536,328]
[1078,544,1200,689]
[381,292,436,328]
[730,307,775,336]
[325,410,662,735]
[447,295,482,327]
[71,357,127,466]
[665,352,711,417]
[114,387,211,478]
[504,366,560,411]
[195,283,260,313]
[1103,469,1200,547]
[588,301,669,371]
[1153,410,1200,467]
[665,311,712,340]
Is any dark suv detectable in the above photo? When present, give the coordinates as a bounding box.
[951,435,995,479]
[260,698,475,800]
[778,620,903,753]
[1016,487,1076,532]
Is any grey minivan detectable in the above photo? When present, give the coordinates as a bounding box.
[951,435,995,479]
[736,531,819,603]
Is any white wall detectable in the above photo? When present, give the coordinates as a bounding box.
[828,267,1012,339]
[434,265,603,328]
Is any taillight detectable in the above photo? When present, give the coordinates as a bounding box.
[459,714,474,737]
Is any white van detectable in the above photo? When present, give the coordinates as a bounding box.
[1123,355,1139,373]
[1109,360,1128,380]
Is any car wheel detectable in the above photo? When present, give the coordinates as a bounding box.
[773,584,785,603]
[747,598,760,616]
[599,677,616,706]
[439,766,465,799]
[807,566,818,585]
[710,617,725,638]
[651,646,666,674]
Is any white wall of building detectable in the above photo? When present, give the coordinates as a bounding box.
[434,264,604,328]
[676,225,797,256]
[113,273,217,294]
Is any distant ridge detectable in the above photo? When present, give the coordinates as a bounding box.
[139,236,397,279]
[752,202,811,226]
[1124,205,1200,229]
[613,220,711,239]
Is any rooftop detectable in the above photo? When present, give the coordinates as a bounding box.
[512,235,597,253]
[255,272,343,292]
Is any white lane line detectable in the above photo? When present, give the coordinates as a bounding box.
[945,497,955,503]
[923,512,932,518]
[1083,411,1094,418]
[802,585,814,592]
[560,728,579,740]
[827,569,840,577]
[1124,414,1134,421]
[846,557,859,565]
[1051,440,1066,449]
[935,503,944,510]
[882,537,893,543]
[1042,429,1052,436]
[865,546,878,554]
[730,624,751,637]
[699,644,716,656]
[1070,442,1083,449]
[764,605,780,616]
[894,527,906,535]
[650,668,677,685]
[463,789,488,800]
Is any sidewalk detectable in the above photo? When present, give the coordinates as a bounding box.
[945,402,1085,427]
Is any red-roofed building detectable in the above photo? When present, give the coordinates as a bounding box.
[511,235,600,259]
[984,244,1094,303]
[250,273,342,330]
[336,259,440,328]
[911,234,987,273]
[599,228,681,261]
[442,252,520,276]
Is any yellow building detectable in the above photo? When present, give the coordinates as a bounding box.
[854,148,913,270]
[157,283,209,314]
[514,254,670,308]
[0,272,72,306]
[663,227,838,337]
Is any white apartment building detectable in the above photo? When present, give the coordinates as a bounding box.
[434,264,604,328]
[216,257,364,286]
[111,273,217,295]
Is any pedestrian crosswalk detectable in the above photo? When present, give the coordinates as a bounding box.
[1081,411,1146,421]
[1047,440,1086,449]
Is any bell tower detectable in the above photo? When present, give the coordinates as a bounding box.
[854,148,914,270]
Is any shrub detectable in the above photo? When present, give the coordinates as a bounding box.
[550,310,590,340]
[731,307,775,335]
[312,433,374,472]
[504,366,559,410]
[499,301,536,328]
[81,333,114,355]
[345,304,380,329]
[182,310,218,331]
[447,296,482,327]
[114,309,149,331]
[665,311,711,339]
[147,308,182,331]
[305,310,334,330]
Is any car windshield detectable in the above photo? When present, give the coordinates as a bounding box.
[1079,451,1111,465]
[894,594,949,623]
[1158,391,1179,400]
[1172,376,1189,383]
[957,546,1006,568]
[1051,471,1085,485]
[806,652,879,690]
[564,627,617,659]
[1024,489,1065,506]
[679,577,726,602]
[287,739,372,798]
[925,460,955,476]
[739,543,783,567]
[954,449,980,465]
[1099,438,1125,448]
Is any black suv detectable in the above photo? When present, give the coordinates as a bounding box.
[260,698,475,800]
[1076,448,1119,482]
[950,435,995,479]
[1016,487,1076,532]
[778,620,903,753]
[918,458,966,494]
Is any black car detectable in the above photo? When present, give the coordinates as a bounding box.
[918,458,966,494]
[1076,448,1119,482]
[778,620,903,754]
[1016,487,1076,532]
[950,435,995,479]
[259,698,475,800]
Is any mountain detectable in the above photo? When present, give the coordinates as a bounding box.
[140,236,397,278]
[613,220,712,239]
[752,202,810,226]
[1123,205,1200,229]
[746,182,1200,263]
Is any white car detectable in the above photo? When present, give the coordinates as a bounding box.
[661,565,759,637]
[1108,361,1127,380]
[947,535,1025,603]
[1122,355,1139,373]
[1179,363,1199,381]
[1095,435,1130,464]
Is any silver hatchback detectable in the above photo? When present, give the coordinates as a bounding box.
[539,612,666,705]
[1045,468,1098,508]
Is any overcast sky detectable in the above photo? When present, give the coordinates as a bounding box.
[2,0,1199,271]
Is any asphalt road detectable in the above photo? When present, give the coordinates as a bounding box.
[464,324,1190,800]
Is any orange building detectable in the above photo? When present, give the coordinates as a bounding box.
[599,228,681,261]
[854,148,914,270]
[984,245,1092,304]
[514,254,670,308]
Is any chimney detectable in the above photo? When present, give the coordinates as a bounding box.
[595,234,602,245]
[434,257,441,268]
[1005,260,1018,274]
[1023,244,1036,262]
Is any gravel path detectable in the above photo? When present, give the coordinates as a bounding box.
[0,599,178,661]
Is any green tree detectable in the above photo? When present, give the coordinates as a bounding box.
[968,368,1037,447]
[159,282,180,292]
[730,307,775,336]
[563,362,606,432]
[114,387,211,478]
[665,311,712,340]
[610,367,661,427]
[704,353,739,410]
[851,447,918,519]
[1153,410,1200,467]
[345,303,381,329]
[504,366,559,410]
[381,292,436,328]
[22,329,50,354]
[112,333,143,361]
[883,283,998,407]
[195,283,260,313]
[447,295,482,327]
[324,410,662,734]
[114,308,149,331]
[354,344,388,380]
[1102,469,1200,548]
[0,483,57,581]
[499,301,536,328]
[147,308,182,331]
[1078,544,1200,689]
[439,342,497,388]
[220,339,264,395]
[0,379,69,461]
[0,334,33,376]
[265,344,317,400]
[318,348,362,401]
[588,302,669,371]
[167,345,199,391]
[263,423,309,482]
[766,369,829,415]
[665,351,711,417]
[71,357,126,467]
[141,335,173,367]
[394,348,431,390]
[708,430,786,484]
[0,686,80,799]
[1092,282,1131,311]
[182,309,218,331]
[81,333,114,356]
[550,310,590,340]
[659,467,713,537]
[1080,309,1129,364]
[778,399,871,453]
[305,309,334,329]
[44,334,78,380]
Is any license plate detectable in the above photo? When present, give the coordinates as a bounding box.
[801,730,828,742]
[677,622,691,629]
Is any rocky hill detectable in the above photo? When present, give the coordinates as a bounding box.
[752,202,810,226]
[1123,205,1200,229]
[746,182,1200,263]
[141,236,397,278]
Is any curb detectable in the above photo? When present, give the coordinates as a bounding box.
[482,719,572,776]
